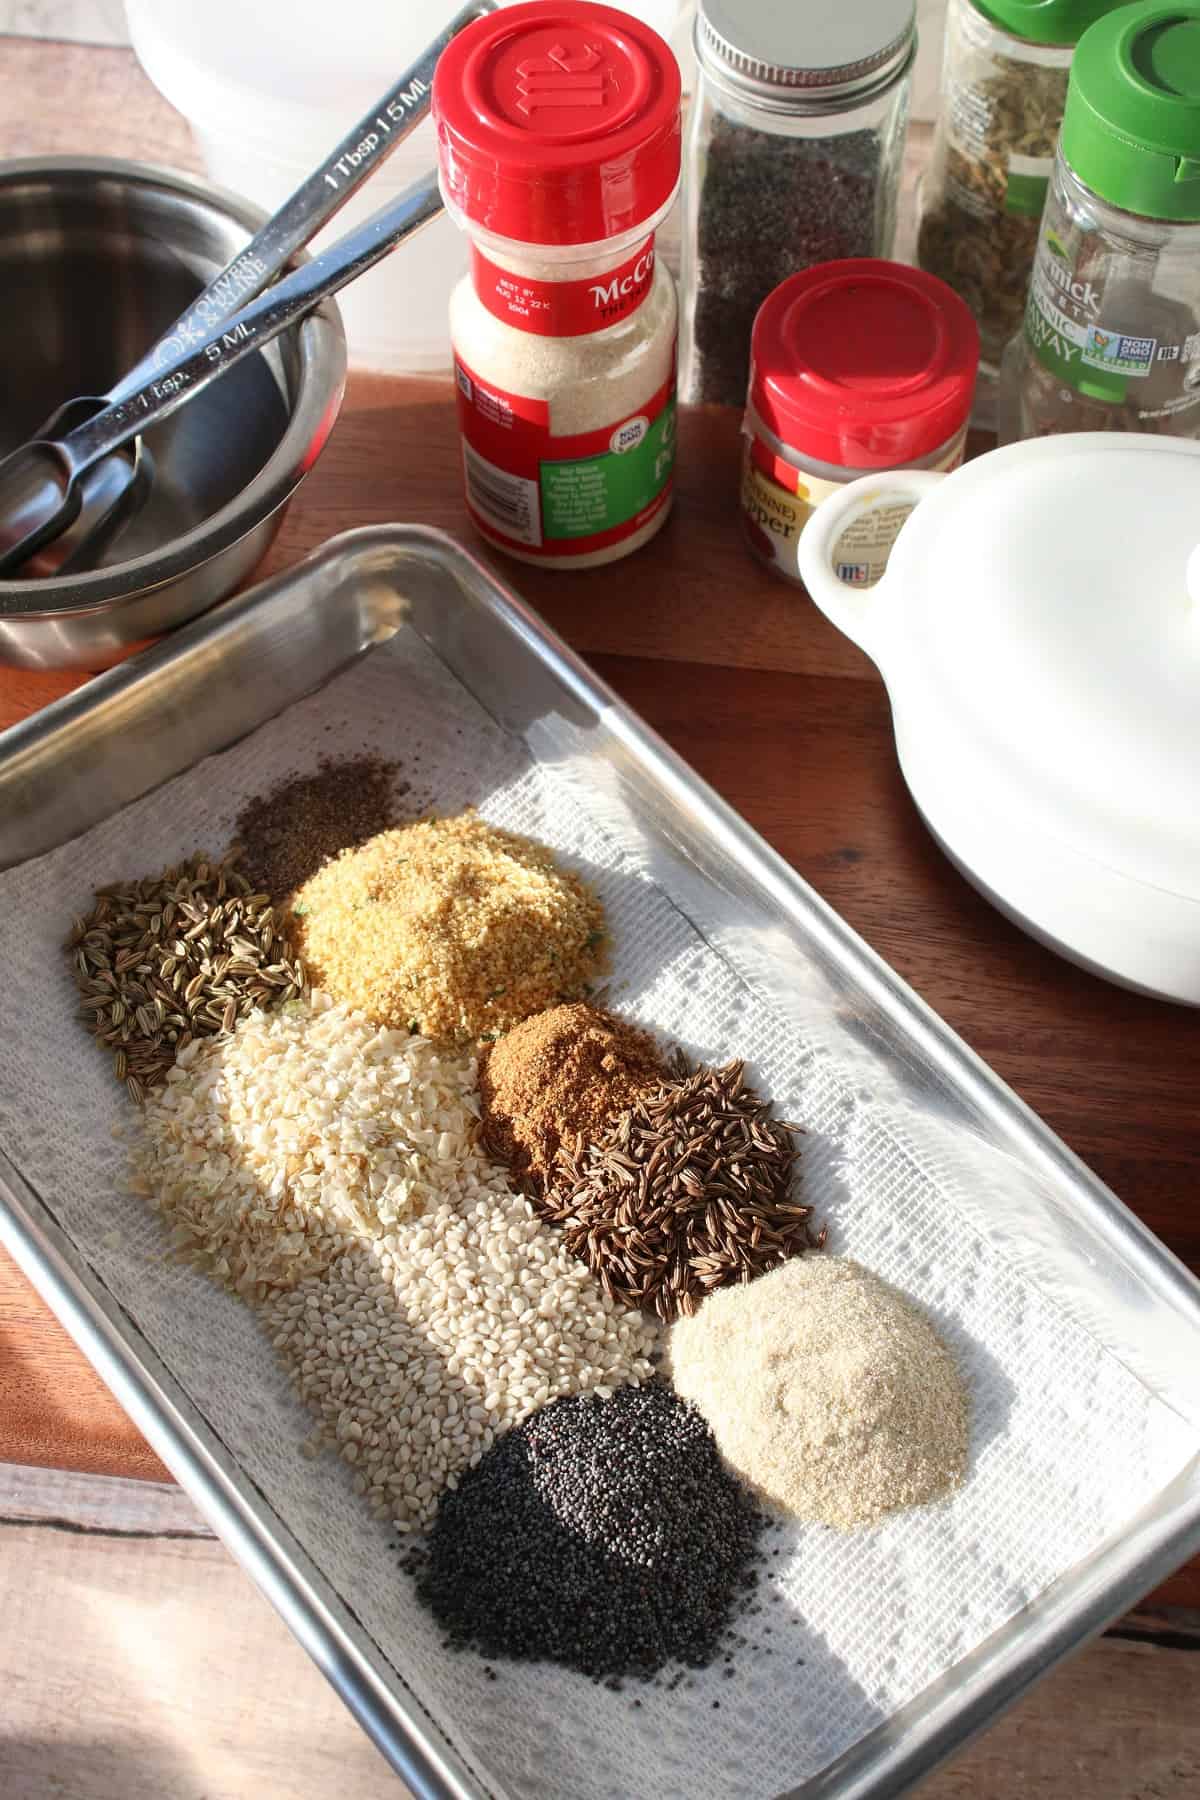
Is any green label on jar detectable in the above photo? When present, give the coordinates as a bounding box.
[540,400,676,542]
[1024,233,1128,402]
[1004,160,1051,219]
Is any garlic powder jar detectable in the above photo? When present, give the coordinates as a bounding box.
[433,1,682,567]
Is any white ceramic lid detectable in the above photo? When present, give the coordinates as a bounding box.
[798,434,1200,901]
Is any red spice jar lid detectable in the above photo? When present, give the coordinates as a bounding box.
[749,261,980,470]
[432,1,681,246]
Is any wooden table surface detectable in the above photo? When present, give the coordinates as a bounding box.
[2,32,1198,1644]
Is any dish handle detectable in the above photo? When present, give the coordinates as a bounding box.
[796,469,948,655]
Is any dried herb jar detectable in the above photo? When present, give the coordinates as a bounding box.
[999,0,1200,443]
[433,2,682,568]
[916,0,1124,395]
[679,0,916,409]
[740,262,979,589]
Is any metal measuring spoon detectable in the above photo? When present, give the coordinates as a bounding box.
[9,0,492,578]
[0,170,445,583]
[18,437,156,581]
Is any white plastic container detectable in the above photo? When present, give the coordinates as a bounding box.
[797,434,1200,1003]
[126,0,687,372]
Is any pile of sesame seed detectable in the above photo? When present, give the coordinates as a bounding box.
[288,812,606,1043]
[416,1384,764,1679]
[264,1200,655,1532]
[129,994,494,1298]
[129,991,656,1531]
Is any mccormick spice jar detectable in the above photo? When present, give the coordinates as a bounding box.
[740,261,979,588]
[432,1,682,568]
[679,0,917,409]
[999,0,1200,443]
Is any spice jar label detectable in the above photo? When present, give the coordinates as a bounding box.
[740,453,817,571]
[741,435,966,588]
[470,237,657,338]
[455,352,676,557]
[1024,238,1200,422]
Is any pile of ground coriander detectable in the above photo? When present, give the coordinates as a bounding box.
[288,812,606,1042]
[478,1002,666,1194]
[670,1257,970,1529]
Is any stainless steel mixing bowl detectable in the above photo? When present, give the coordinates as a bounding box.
[0,157,347,670]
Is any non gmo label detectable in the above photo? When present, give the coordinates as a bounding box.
[1025,227,1200,417]
[1082,327,1157,378]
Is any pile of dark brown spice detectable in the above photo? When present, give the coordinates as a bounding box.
[546,1056,822,1321]
[232,754,408,901]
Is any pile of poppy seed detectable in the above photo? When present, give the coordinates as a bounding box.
[415,1384,764,1680]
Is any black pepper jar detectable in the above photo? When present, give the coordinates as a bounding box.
[679,0,916,408]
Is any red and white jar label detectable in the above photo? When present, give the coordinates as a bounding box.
[454,351,675,559]
[740,430,966,588]
[469,236,657,337]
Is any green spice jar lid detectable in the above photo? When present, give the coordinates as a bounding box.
[1061,1,1200,218]
[971,0,1129,49]
[695,0,916,108]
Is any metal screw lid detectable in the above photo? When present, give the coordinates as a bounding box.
[696,0,917,109]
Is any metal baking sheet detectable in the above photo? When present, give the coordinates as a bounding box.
[1,524,1199,1799]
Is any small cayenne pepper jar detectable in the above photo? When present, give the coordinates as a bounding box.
[433,2,682,568]
[741,260,979,588]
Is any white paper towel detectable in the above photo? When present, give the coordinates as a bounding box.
[0,628,1195,1800]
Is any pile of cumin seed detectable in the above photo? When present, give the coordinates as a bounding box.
[544,1055,822,1322]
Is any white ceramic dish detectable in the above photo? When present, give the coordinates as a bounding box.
[798,433,1200,1005]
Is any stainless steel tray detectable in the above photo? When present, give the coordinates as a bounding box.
[1,524,1199,1800]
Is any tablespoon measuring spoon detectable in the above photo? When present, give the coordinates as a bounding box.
[0,171,444,583]
[16,0,494,577]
